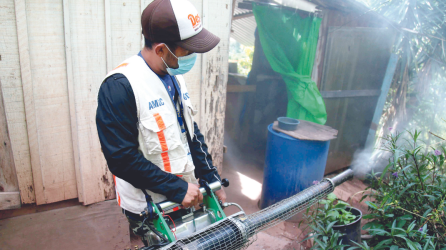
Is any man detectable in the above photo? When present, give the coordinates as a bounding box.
[96,0,226,245]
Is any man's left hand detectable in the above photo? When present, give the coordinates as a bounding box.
[215,188,227,204]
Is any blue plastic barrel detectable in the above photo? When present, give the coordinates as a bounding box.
[259,124,330,209]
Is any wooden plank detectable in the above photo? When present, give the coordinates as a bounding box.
[272,120,338,142]
[63,0,83,203]
[0,79,19,195]
[110,0,142,67]
[0,79,21,211]
[67,0,115,205]
[227,85,256,92]
[1,0,35,204]
[104,0,112,73]
[17,0,78,205]
[321,89,381,98]
[364,53,398,147]
[14,0,44,205]
[311,10,328,87]
[0,192,21,210]
[312,10,386,88]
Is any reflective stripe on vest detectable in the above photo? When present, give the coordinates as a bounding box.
[153,113,171,172]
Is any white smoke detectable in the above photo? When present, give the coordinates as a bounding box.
[350,124,400,179]
[350,147,392,180]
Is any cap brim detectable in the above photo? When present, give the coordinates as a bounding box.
[175,28,220,53]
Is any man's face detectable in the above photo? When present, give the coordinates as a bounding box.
[156,43,193,70]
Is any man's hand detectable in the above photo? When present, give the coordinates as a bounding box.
[215,188,227,203]
[182,183,203,208]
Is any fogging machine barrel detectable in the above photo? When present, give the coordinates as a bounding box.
[160,169,354,250]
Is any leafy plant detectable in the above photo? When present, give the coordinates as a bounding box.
[228,38,254,75]
[358,130,446,249]
[318,193,357,226]
[363,0,446,144]
[300,193,359,249]
[302,129,446,249]
[305,221,349,250]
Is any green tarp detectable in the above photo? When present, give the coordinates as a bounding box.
[253,5,327,125]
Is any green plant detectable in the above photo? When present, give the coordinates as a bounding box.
[358,130,446,249]
[306,221,349,250]
[228,38,254,75]
[318,193,357,226]
[360,0,446,146]
[300,193,359,249]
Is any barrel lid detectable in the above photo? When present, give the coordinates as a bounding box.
[272,120,338,141]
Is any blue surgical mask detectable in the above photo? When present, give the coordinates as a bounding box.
[161,45,197,75]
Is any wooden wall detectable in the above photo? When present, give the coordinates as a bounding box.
[311,9,394,174]
[198,0,232,173]
[311,9,386,87]
[0,79,21,210]
[0,0,231,206]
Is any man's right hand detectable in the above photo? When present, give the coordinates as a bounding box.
[181,183,203,208]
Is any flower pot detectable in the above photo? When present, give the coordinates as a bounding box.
[332,207,362,246]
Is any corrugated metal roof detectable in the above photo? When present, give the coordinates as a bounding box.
[231,18,256,46]
[231,0,256,46]
[230,0,370,47]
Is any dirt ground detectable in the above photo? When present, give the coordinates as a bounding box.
[0,200,130,249]
[0,135,369,250]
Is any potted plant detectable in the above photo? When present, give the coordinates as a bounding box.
[301,192,362,248]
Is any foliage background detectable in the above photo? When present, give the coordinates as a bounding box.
[357,0,446,145]
[229,38,254,75]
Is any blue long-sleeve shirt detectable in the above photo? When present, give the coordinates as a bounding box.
[96,72,221,204]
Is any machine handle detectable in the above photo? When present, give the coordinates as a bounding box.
[157,180,223,211]
[221,178,230,187]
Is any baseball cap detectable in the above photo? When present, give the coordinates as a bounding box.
[141,0,220,53]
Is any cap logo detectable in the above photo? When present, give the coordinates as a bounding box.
[188,14,201,30]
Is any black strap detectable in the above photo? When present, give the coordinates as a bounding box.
[172,76,179,104]
[141,189,153,203]
[141,189,158,220]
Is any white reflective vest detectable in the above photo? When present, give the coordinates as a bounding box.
[102,55,198,214]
